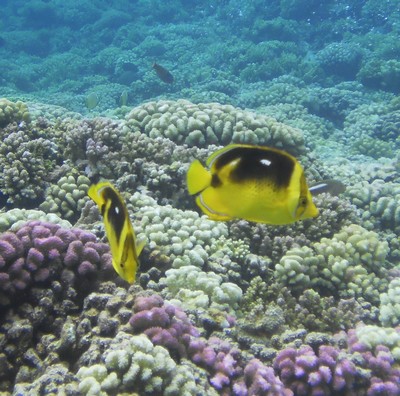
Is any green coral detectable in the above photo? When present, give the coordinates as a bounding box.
[275,224,390,304]
[316,42,363,79]
[39,173,91,221]
[130,192,228,269]
[162,265,242,312]
[240,41,302,82]
[238,301,285,336]
[0,98,30,127]
[355,325,400,361]
[374,109,400,148]
[352,136,394,159]
[358,58,400,93]
[77,332,206,396]
[0,126,59,205]
[347,179,400,232]
[0,208,71,233]
[380,278,400,327]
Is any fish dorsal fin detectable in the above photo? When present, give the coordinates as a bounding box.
[187,160,212,195]
[206,144,251,167]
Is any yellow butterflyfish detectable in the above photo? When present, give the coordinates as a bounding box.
[187,144,319,225]
[88,182,144,283]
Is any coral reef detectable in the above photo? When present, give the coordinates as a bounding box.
[358,59,400,94]
[1,3,400,393]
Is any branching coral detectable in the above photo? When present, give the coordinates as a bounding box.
[129,294,291,394]
[274,325,400,395]
[274,344,357,395]
[374,110,400,148]
[0,123,60,205]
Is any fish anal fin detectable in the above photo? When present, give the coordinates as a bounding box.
[195,196,233,221]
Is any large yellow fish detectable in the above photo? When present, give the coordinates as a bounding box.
[187,144,319,225]
[88,182,145,283]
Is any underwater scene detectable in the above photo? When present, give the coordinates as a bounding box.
[0,0,400,395]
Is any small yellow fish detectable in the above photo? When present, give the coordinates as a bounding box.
[187,144,319,225]
[85,92,99,110]
[88,182,144,283]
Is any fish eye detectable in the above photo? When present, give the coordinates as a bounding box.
[299,197,307,206]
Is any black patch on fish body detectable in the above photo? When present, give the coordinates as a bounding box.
[211,174,222,188]
[102,186,125,241]
[216,147,294,188]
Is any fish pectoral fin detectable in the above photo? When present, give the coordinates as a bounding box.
[187,160,211,195]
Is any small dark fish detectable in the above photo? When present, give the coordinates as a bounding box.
[309,179,346,196]
[153,62,174,84]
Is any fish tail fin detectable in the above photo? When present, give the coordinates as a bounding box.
[187,160,211,195]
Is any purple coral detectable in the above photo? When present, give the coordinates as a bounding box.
[0,220,113,305]
[129,294,292,395]
[130,295,199,359]
[233,359,293,396]
[347,328,400,396]
[275,328,400,396]
[274,344,356,395]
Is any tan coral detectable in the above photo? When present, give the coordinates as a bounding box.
[39,174,91,221]
[125,99,305,154]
